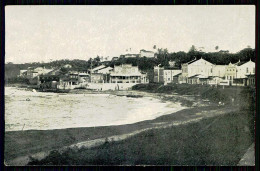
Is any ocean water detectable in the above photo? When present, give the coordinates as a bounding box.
[5,87,184,131]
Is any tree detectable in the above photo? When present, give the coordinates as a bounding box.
[189,45,197,53]
[215,46,219,51]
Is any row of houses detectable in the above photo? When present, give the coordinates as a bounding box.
[20,64,149,90]
[154,58,255,87]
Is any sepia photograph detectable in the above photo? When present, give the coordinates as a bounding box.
[4,5,255,166]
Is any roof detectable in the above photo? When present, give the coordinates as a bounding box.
[140,49,155,53]
[173,73,182,77]
[78,73,89,76]
[246,73,255,77]
[236,61,248,66]
[92,65,106,72]
[185,58,213,66]
[186,58,198,65]
[188,74,209,79]
[110,73,142,76]
[98,67,113,71]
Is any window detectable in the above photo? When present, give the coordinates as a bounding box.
[246,68,249,73]
[168,78,170,81]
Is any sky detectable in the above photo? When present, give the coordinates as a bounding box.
[5,5,255,64]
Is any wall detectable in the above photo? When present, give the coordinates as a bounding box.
[86,83,140,91]
[153,67,164,83]
[187,59,214,77]
[237,61,255,78]
[140,51,155,58]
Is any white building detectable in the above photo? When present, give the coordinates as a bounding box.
[97,67,114,74]
[140,49,155,58]
[110,64,148,84]
[91,65,106,73]
[26,67,53,79]
[236,59,255,79]
[180,58,214,83]
[212,65,226,77]
[163,69,182,84]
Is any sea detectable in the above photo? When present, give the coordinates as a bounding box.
[4,87,184,131]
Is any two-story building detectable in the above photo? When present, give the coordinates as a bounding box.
[233,59,255,86]
[110,64,145,84]
[163,69,182,84]
[180,58,214,84]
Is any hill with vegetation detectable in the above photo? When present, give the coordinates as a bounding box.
[5,46,255,79]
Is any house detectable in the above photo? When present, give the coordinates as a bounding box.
[38,75,60,91]
[169,61,176,67]
[63,64,72,69]
[26,67,53,79]
[180,58,214,84]
[224,62,237,85]
[109,64,143,83]
[112,57,119,61]
[141,73,149,83]
[225,59,255,86]
[153,66,164,83]
[140,49,155,58]
[78,73,90,83]
[163,69,182,84]
[91,65,106,73]
[125,53,139,58]
[97,67,113,74]
[173,73,182,84]
[187,74,209,85]
[91,73,104,83]
[212,65,226,77]
[59,76,79,89]
[236,59,255,79]
[19,70,27,77]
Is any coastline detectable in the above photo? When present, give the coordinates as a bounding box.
[5,104,232,165]
[4,83,253,165]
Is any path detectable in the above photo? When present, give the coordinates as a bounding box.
[5,106,237,166]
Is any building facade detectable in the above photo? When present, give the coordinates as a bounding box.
[163,69,182,84]
[109,64,144,83]
[180,58,214,83]
[140,50,155,58]
[153,66,164,83]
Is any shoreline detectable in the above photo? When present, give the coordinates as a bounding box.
[4,83,246,165]
[5,104,234,165]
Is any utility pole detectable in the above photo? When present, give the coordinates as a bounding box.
[158,64,161,83]
[90,59,93,83]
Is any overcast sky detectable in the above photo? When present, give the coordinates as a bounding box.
[5,5,255,64]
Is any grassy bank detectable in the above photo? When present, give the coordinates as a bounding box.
[5,83,255,165]
[4,105,221,163]
[133,83,255,108]
[28,109,254,165]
